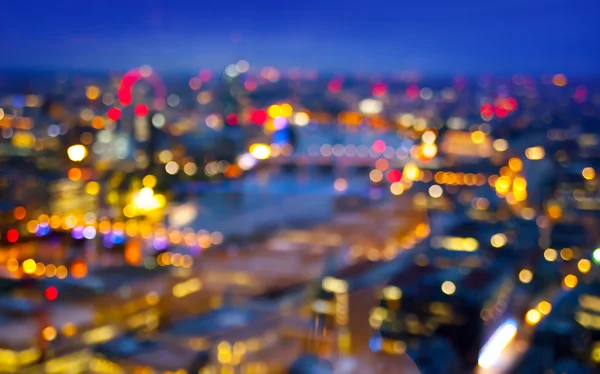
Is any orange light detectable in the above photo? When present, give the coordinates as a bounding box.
[70,259,88,279]
[552,74,567,87]
[564,274,578,289]
[68,168,82,181]
[125,239,142,266]
[13,206,26,220]
[547,204,562,220]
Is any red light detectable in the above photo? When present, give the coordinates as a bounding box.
[495,106,509,118]
[134,104,149,117]
[387,170,402,183]
[505,97,517,111]
[406,85,419,99]
[244,78,257,91]
[372,140,386,153]
[373,83,387,96]
[250,110,267,125]
[225,113,238,125]
[328,79,342,93]
[45,286,58,301]
[107,108,121,121]
[6,229,18,243]
[480,104,494,117]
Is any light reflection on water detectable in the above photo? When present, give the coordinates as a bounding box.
[176,169,385,236]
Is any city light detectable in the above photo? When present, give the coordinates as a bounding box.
[518,269,533,284]
[441,281,456,295]
[478,319,517,369]
[525,309,541,325]
[249,143,271,160]
[67,144,88,162]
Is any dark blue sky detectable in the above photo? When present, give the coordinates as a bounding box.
[2,0,599,75]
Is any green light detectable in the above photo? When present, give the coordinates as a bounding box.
[593,248,600,264]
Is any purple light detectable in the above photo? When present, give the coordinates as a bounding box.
[72,226,84,240]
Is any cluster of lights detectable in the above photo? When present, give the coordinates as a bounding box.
[5,258,70,280]
[156,252,194,268]
[433,171,488,186]
[525,300,553,326]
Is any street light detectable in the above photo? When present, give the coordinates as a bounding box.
[67,144,88,162]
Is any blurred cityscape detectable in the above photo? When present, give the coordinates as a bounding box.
[0,58,600,374]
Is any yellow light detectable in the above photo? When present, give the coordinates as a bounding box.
[525,146,545,160]
[544,248,558,262]
[42,326,57,341]
[249,143,271,160]
[441,281,456,295]
[403,163,420,180]
[490,233,507,248]
[471,130,485,144]
[560,247,573,261]
[145,291,160,306]
[142,175,157,188]
[428,185,443,198]
[280,103,293,117]
[513,177,527,191]
[45,264,57,277]
[61,323,77,337]
[56,265,68,279]
[184,162,198,176]
[267,104,281,118]
[525,309,541,325]
[83,325,115,344]
[370,169,383,183]
[508,158,523,172]
[158,150,173,163]
[518,269,533,284]
[583,167,595,180]
[382,286,402,300]
[493,138,508,152]
[22,259,36,274]
[390,182,404,196]
[322,277,349,293]
[495,176,511,194]
[85,181,100,195]
[67,144,88,162]
[537,301,552,315]
[86,86,100,100]
[421,143,438,158]
[547,204,562,220]
[578,259,592,273]
[564,274,578,288]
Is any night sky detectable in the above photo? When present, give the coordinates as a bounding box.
[2,0,599,75]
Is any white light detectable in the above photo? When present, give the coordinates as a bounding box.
[165,161,179,175]
[83,226,96,239]
[358,98,383,115]
[152,113,166,128]
[249,144,271,160]
[236,60,249,73]
[67,144,88,162]
[478,319,518,369]
[225,64,239,78]
[293,112,310,126]
[237,153,257,170]
[167,94,180,107]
